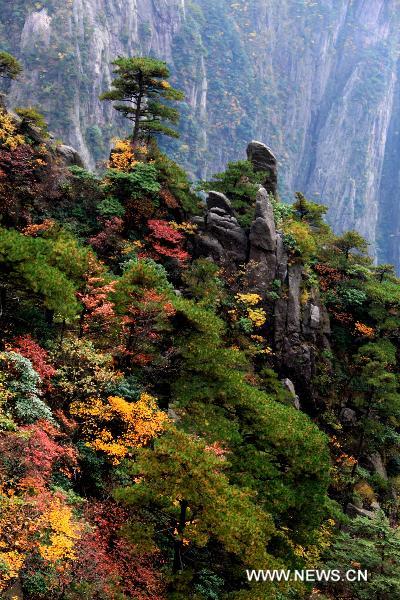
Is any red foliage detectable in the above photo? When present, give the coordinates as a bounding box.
[80,501,167,599]
[0,144,36,182]
[314,263,346,291]
[8,334,56,386]
[0,144,37,224]
[159,188,179,209]
[145,219,189,264]
[89,217,124,253]
[77,254,117,338]
[0,421,78,494]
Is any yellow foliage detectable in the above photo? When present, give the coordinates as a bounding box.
[282,518,335,568]
[0,550,24,589]
[71,393,168,464]
[283,220,317,260]
[354,481,376,504]
[0,490,32,591]
[300,288,310,305]
[109,138,138,172]
[235,293,262,306]
[0,111,25,150]
[247,308,267,328]
[38,498,80,563]
[170,221,198,234]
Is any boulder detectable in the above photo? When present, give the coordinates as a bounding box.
[310,304,320,328]
[249,187,277,252]
[246,141,278,196]
[366,453,388,480]
[4,579,24,599]
[340,407,357,426]
[196,191,248,264]
[281,378,300,409]
[287,263,303,334]
[56,144,85,168]
[276,234,288,281]
[346,502,375,520]
[206,191,233,215]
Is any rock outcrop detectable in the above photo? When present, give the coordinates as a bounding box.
[56,145,85,168]
[196,191,248,265]
[247,141,278,196]
[194,145,331,402]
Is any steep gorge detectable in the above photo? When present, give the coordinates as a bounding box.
[2,0,400,268]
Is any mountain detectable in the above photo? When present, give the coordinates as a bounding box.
[2,0,400,269]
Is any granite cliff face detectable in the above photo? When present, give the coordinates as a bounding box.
[2,0,400,268]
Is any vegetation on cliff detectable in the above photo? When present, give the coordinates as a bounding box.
[0,54,400,600]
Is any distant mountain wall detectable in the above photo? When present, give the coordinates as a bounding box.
[2,0,400,267]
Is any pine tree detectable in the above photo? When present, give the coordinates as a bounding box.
[0,51,22,82]
[100,56,184,143]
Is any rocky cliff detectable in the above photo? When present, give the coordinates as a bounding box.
[2,0,400,268]
[194,141,331,404]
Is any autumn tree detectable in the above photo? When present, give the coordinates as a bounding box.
[116,427,278,594]
[100,56,184,143]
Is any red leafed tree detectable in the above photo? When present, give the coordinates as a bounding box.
[145,219,188,264]
[8,334,56,388]
[80,501,167,599]
[89,216,124,255]
[77,254,117,339]
[0,420,78,494]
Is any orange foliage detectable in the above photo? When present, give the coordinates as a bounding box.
[22,219,55,237]
[354,321,375,338]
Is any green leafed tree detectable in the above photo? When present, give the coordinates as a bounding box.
[100,56,184,143]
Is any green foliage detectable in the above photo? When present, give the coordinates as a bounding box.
[100,56,184,142]
[15,106,49,136]
[152,148,200,214]
[335,230,369,259]
[0,50,22,81]
[170,297,330,543]
[323,513,400,599]
[0,227,87,319]
[116,426,276,567]
[96,196,125,218]
[293,191,328,229]
[0,351,54,425]
[182,258,223,308]
[199,159,264,227]
[103,164,160,201]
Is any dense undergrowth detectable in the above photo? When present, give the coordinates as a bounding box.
[1,103,400,600]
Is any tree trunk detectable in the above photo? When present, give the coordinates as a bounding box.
[172,499,188,574]
[133,70,144,144]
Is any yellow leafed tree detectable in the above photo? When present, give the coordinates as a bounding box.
[71,393,168,464]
